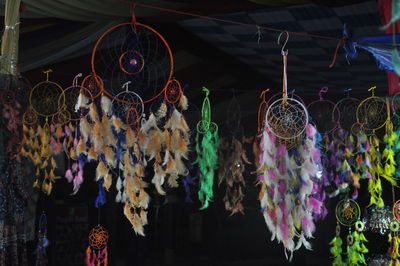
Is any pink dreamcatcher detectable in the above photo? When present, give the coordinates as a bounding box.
[307,87,339,135]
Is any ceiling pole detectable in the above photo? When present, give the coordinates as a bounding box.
[1,0,21,75]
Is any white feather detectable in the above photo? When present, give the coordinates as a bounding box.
[140,113,158,134]
[101,94,113,116]
[75,91,89,112]
[116,176,122,191]
[115,191,122,203]
[152,164,166,195]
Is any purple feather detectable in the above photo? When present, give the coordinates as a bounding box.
[65,169,73,183]
[268,168,278,181]
[278,181,286,195]
[308,197,322,215]
[72,170,83,195]
[366,171,373,179]
[306,123,316,137]
[72,162,78,173]
[64,125,71,136]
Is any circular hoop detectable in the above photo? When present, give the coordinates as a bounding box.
[53,108,71,125]
[91,22,173,105]
[81,73,103,99]
[393,200,400,222]
[126,106,141,130]
[164,79,182,104]
[356,95,387,131]
[88,225,108,250]
[23,108,38,125]
[335,199,361,227]
[307,99,339,135]
[119,50,145,75]
[333,97,360,132]
[30,80,65,117]
[113,90,144,121]
[355,221,365,232]
[266,97,308,140]
[390,221,400,232]
[58,85,92,121]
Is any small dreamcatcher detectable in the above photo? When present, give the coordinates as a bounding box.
[195,87,219,210]
[356,86,388,132]
[164,78,182,104]
[307,87,339,135]
[57,73,92,122]
[81,73,103,99]
[85,225,108,266]
[332,89,360,132]
[330,199,368,265]
[91,18,173,105]
[266,32,308,142]
[112,81,144,122]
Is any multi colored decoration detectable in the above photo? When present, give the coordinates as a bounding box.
[195,87,219,210]
[86,225,108,266]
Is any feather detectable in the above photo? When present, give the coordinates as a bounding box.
[72,170,84,194]
[168,174,179,188]
[87,146,97,162]
[103,173,112,191]
[146,129,163,160]
[101,94,113,116]
[126,127,137,148]
[92,121,104,154]
[65,169,73,183]
[104,146,116,168]
[96,161,108,181]
[111,115,126,133]
[75,91,89,112]
[140,113,157,134]
[89,103,99,122]
[132,212,145,236]
[76,137,87,156]
[79,116,91,143]
[156,102,167,119]
[140,208,148,226]
[179,94,188,110]
[152,164,166,195]
[138,188,150,209]
[101,113,117,147]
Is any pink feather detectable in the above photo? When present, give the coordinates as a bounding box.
[73,137,78,147]
[308,197,322,215]
[268,168,278,181]
[72,162,79,173]
[366,171,373,179]
[65,169,73,183]
[72,170,83,194]
[306,123,316,138]
[365,141,370,151]
[50,137,57,151]
[64,125,71,136]
[50,123,55,133]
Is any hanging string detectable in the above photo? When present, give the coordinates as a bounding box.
[118,1,342,41]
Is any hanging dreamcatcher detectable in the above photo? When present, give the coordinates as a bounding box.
[91,13,173,105]
[112,81,144,122]
[21,69,64,194]
[265,35,308,147]
[194,87,219,210]
[330,199,368,265]
[35,212,49,266]
[258,32,325,259]
[332,89,360,132]
[356,86,388,132]
[86,225,108,266]
[218,90,251,215]
[81,73,103,100]
[307,86,339,135]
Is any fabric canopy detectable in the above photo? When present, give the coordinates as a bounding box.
[22,0,187,21]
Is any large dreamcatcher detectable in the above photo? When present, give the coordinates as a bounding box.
[307,87,339,135]
[265,33,308,145]
[91,20,173,105]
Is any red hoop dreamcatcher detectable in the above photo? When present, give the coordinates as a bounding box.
[91,21,173,105]
[81,73,103,99]
[164,78,182,104]
[307,87,339,135]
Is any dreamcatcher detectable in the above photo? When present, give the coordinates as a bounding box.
[112,81,144,122]
[265,35,308,147]
[36,213,49,266]
[81,73,103,100]
[91,17,173,105]
[330,199,368,265]
[307,87,339,135]
[21,70,63,194]
[333,89,360,132]
[218,90,251,215]
[85,225,108,266]
[258,32,325,259]
[356,86,388,132]
[194,87,219,210]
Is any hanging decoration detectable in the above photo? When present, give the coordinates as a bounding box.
[258,32,325,259]
[195,87,219,210]
[20,69,64,194]
[86,225,109,266]
[218,91,251,215]
[35,213,49,266]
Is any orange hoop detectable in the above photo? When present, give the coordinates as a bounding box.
[91,22,174,105]
[164,78,182,104]
[126,106,140,130]
[119,50,145,75]
[81,73,103,99]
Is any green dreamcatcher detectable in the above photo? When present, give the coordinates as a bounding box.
[194,87,219,210]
